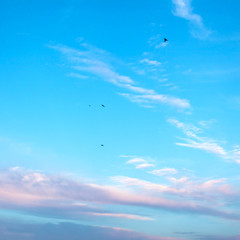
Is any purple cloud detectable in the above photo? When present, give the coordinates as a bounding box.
[0,168,239,222]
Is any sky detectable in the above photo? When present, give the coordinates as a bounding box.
[0,0,240,239]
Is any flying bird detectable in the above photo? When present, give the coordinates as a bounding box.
[101,104,105,107]
[164,38,168,42]
[101,144,104,147]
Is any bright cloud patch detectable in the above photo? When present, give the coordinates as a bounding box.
[126,157,155,169]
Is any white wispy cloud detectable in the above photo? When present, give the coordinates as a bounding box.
[126,157,155,169]
[198,119,216,128]
[67,72,89,79]
[168,118,240,163]
[122,84,155,94]
[140,58,162,66]
[229,146,240,164]
[51,44,190,110]
[126,157,146,164]
[172,0,211,39]
[176,138,227,155]
[168,118,226,155]
[120,93,190,109]
[148,34,169,48]
[136,163,155,169]
[155,42,169,48]
[150,168,178,176]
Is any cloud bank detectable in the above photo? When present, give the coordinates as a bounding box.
[0,168,239,222]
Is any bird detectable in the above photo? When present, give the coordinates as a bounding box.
[101,104,105,107]
[101,144,104,147]
[164,38,168,42]
[88,105,91,107]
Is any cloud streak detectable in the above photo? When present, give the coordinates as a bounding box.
[140,58,162,66]
[88,212,155,221]
[126,157,155,169]
[168,118,240,163]
[51,44,190,110]
[172,0,211,39]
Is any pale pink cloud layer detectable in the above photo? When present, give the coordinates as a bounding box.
[0,168,239,222]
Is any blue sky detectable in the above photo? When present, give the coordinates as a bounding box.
[1,0,240,239]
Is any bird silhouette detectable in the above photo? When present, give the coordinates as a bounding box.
[101,144,104,147]
[101,104,105,107]
[164,38,168,42]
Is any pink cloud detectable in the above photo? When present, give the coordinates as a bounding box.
[0,168,239,221]
[88,212,154,221]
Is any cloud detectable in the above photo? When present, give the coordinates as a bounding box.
[168,118,240,163]
[230,146,240,164]
[67,72,89,79]
[175,138,227,155]
[148,34,169,48]
[150,168,178,176]
[155,42,169,48]
[168,118,226,155]
[0,168,239,221]
[136,163,155,169]
[112,176,179,194]
[140,58,162,66]
[167,177,189,184]
[126,157,155,169]
[172,0,211,39]
[0,220,184,240]
[120,93,190,109]
[168,118,201,136]
[198,119,216,128]
[126,157,146,164]
[112,175,235,202]
[88,212,155,221]
[0,168,155,222]
[51,44,190,110]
